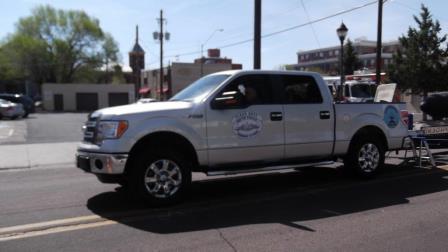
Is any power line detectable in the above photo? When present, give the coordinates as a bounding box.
[263,0,379,38]
[165,0,380,59]
[390,0,419,12]
[300,0,321,48]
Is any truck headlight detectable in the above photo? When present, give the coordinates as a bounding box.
[96,120,128,142]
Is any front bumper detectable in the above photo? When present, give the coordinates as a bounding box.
[76,151,128,174]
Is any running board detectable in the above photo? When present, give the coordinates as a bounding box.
[206,161,334,176]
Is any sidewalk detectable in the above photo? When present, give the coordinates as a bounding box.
[0,142,78,170]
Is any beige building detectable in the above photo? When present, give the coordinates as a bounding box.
[42,84,135,112]
[140,49,242,100]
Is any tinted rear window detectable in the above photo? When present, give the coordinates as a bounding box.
[280,75,323,104]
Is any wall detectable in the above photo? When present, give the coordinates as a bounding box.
[171,62,233,95]
[141,62,235,99]
[42,84,135,111]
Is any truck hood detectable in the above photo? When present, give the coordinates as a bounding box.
[92,101,194,119]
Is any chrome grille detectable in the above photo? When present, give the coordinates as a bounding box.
[83,116,98,143]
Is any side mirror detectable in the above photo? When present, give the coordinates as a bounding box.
[211,91,244,110]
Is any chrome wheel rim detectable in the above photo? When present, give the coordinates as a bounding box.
[144,159,182,199]
[358,143,380,173]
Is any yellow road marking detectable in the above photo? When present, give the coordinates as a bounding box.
[0,220,116,242]
[0,215,103,235]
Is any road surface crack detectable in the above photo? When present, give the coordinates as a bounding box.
[217,229,237,252]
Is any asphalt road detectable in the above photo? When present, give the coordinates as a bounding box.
[1,163,448,251]
[0,112,87,145]
[1,113,448,251]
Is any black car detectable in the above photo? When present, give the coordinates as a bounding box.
[0,93,35,117]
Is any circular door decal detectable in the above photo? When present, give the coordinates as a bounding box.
[384,106,400,128]
[232,112,263,138]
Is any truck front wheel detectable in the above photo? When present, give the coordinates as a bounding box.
[344,135,385,178]
[130,150,192,205]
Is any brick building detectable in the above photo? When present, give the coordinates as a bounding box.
[288,38,400,75]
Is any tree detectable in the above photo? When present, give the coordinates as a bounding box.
[102,33,120,83]
[0,45,21,81]
[343,39,362,75]
[388,5,448,96]
[0,5,119,85]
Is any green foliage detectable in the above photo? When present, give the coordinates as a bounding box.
[388,5,448,94]
[343,39,362,75]
[0,5,121,85]
[0,45,21,80]
[306,66,327,75]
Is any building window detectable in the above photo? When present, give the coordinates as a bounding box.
[319,52,324,58]
[335,50,339,56]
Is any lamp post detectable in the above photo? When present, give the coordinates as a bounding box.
[200,29,223,77]
[336,22,348,100]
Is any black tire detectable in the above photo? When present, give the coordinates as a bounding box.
[23,112,29,118]
[344,134,385,178]
[129,149,192,206]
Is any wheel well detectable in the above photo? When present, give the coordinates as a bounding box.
[125,131,199,174]
[350,126,388,151]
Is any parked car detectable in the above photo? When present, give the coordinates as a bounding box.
[0,98,25,120]
[0,94,35,118]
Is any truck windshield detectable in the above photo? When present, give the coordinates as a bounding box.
[170,74,230,102]
[351,84,376,98]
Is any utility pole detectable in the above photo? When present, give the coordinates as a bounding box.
[254,0,261,69]
[153,10,170,100]
[158,10,164,100]
[152,10,171,100]
[375,0,383,85]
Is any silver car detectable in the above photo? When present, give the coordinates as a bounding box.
[0,98,25,119]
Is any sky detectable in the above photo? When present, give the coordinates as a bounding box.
[0,0,447,70]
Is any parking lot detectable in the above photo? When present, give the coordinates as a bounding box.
[1,113,448,251]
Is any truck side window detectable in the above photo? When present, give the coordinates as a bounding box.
[219,75,273,106]
[282,76,323,104]
[344,85,350,97]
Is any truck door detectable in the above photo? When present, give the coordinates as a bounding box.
[206,74,284,167]
[278,74,334,160]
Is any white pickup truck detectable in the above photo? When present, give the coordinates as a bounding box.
[77,70,409,204]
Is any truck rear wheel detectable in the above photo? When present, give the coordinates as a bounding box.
[130,150,191,205]
[344,135,385,178]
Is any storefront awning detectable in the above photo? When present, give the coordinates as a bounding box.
[156,87,170,94]
[138,87,151,94]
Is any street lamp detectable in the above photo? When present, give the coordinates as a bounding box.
[336,22,348,100]
[200,29,224,77]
